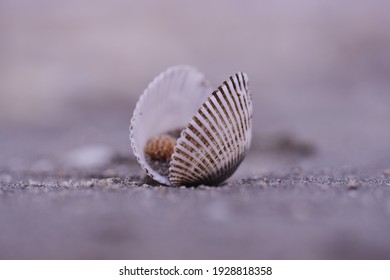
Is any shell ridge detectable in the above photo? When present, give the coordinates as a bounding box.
[175,134,217,174]
[172,148,213,181]
[170,161,205,181]
[241,72,248,92]
[225,79,247,154]
[216,87,241,161]
[231,75,249,131]
[170,165,208,183]
[190,117,225,172]
[197,114,231,174]
[192,115,220,156]
[230,74,251,148]
[193,111,229,171]
[169,170,200,185]
[237,72,251,117]
[219,84,244,157]
[189,117,226,178]
[240,73,252,150]
[212,92,237,167]
[237,73,252,153]
[170,148,205,178]
[223,81,245,143]
[207,96,234,170]
[170,162,209,185]
[241,90,252,135]
[184,126,220,170]
[235,73,243,91]
[200,104,231,167]
[243,73,252,103]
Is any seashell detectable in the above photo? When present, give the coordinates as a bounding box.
[130,65,252,186]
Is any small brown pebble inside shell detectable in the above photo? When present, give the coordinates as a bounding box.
[144,134,176,161]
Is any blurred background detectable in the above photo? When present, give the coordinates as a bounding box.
[1,0,390,173]
[1,0,390,260]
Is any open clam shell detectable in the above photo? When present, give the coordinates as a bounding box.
[130,65,252,186]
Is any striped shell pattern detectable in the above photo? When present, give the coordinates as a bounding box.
[130,65,252,186]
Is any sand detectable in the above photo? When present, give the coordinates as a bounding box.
[1,108,390,260]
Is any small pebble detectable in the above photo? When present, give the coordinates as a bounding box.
[144,134,176,161]
[256,180,268,188]
[85,180,95,188]
[346,178,360,190]
[383,169,390,177]
[59,181,72,188]
[28,179,39,185]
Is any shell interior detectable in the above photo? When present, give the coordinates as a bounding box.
[130,65,212,185]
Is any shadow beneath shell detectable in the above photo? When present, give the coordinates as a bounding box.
[139,175,164,187]
[139,175,228,188]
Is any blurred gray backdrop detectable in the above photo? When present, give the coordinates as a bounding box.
[1,0,390,172]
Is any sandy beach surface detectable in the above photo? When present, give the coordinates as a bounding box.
[1,105,389,260]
